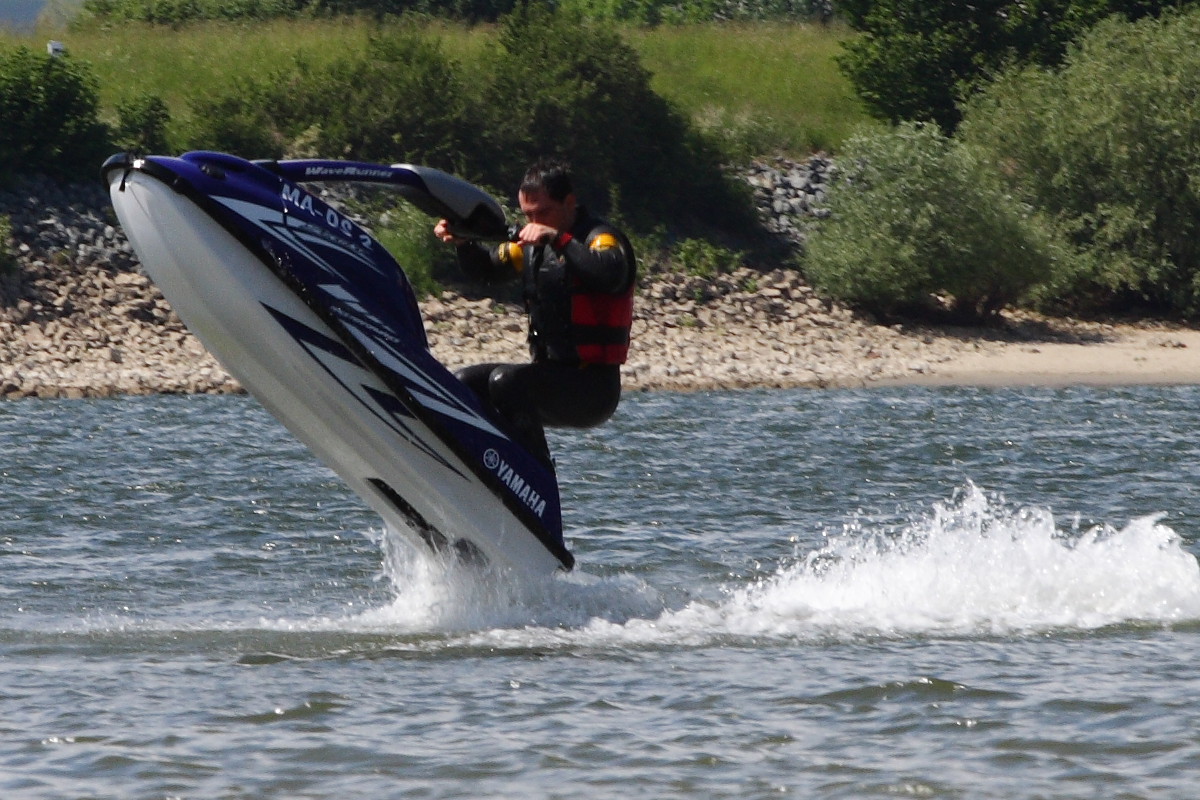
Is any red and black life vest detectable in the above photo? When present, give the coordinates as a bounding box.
[570,252,635,364]
[505,217,636,366]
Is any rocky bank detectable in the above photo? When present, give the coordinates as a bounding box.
[0,157,1002,400]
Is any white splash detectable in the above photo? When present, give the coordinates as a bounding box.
[720,483,1200,639]
[346,524,668,635]
[361,483,1200,649]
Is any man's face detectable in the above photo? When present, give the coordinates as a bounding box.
[519,187,576,233]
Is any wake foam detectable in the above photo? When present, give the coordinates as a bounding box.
[720,483,1200,639]
[355,483,1200,648]
[346,524,668,635]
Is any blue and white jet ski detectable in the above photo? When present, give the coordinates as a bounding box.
[103,151,573,577]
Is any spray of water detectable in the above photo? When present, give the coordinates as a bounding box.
[724,483,1200,638]
[358,483,1200,648]
[349,524,667,635]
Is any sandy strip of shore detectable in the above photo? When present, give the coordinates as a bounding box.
[891,324,1200,388]
[424,296,1200,393]
[5,261,1200,397]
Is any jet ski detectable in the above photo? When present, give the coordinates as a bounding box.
[103,151,573,577]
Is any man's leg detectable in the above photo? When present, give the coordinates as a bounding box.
[455,362,621,465]
[455,362,553,466]
[487,365,552,466]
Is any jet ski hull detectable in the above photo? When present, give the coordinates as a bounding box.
[104,152,572,577]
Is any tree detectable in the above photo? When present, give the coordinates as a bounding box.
[804,122,1062,321]
[837,0,1192,133]
[0,46,110,183]
[960,9,1200,315]
[476,3,750,230]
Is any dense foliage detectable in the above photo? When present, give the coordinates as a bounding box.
[0,46,110,182]
[804,7,1200,320]
[185,9,752,234]
[112,90,171,153]
[960,9,1200,316]
[475,4,745,226]
[78,0,520,24]
[837,0,1192,132]
[186,27,476,169]
[553,0,831,23]
[0,215,16,276]
[803,122,1063,321]
[78,0,833,23]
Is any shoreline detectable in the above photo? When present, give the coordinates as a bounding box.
[882,323,1200,389]
[2,172,1200,399]
[4,267,1200,400]
[424,269,1200,392]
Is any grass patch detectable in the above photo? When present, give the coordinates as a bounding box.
[627,21,876,156]
[46,17,377,135]
[7,16,870,159]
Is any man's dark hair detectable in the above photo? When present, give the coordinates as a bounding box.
[520,157,574,202]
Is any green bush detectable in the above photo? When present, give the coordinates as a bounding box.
[113,91,172,154]
[180,8,756,239]
[837,0,1192,133]
[803,122,1063,320]
[672,237,743,279]
[0,46,110,183]
[186,83,284,159]
[289,29,475,170]
[555,0,822,24]
[960,9,1200,315]
[374,200,461,297]
[184,24,478,171]
[0,215,16,276]
[474,4,753,232]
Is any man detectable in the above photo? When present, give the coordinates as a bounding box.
[433,158,636,466]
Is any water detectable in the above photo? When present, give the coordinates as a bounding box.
[3,385,1200,798]
[0,1,45,29]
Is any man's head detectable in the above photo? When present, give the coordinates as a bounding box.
[520,157,574,202]
[518,157,577,233]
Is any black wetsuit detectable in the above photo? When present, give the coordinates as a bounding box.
[454,207,636,464]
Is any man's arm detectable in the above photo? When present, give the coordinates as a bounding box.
[455,241,522,284]
[554,229,635,293]
[435,218,522,284]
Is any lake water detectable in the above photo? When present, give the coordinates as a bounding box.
[0,1,45,29]
[2,385,1200,798]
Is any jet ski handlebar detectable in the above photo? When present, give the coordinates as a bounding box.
[261,158,512,242]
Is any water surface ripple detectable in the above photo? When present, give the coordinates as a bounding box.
[2,386,1200,798]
